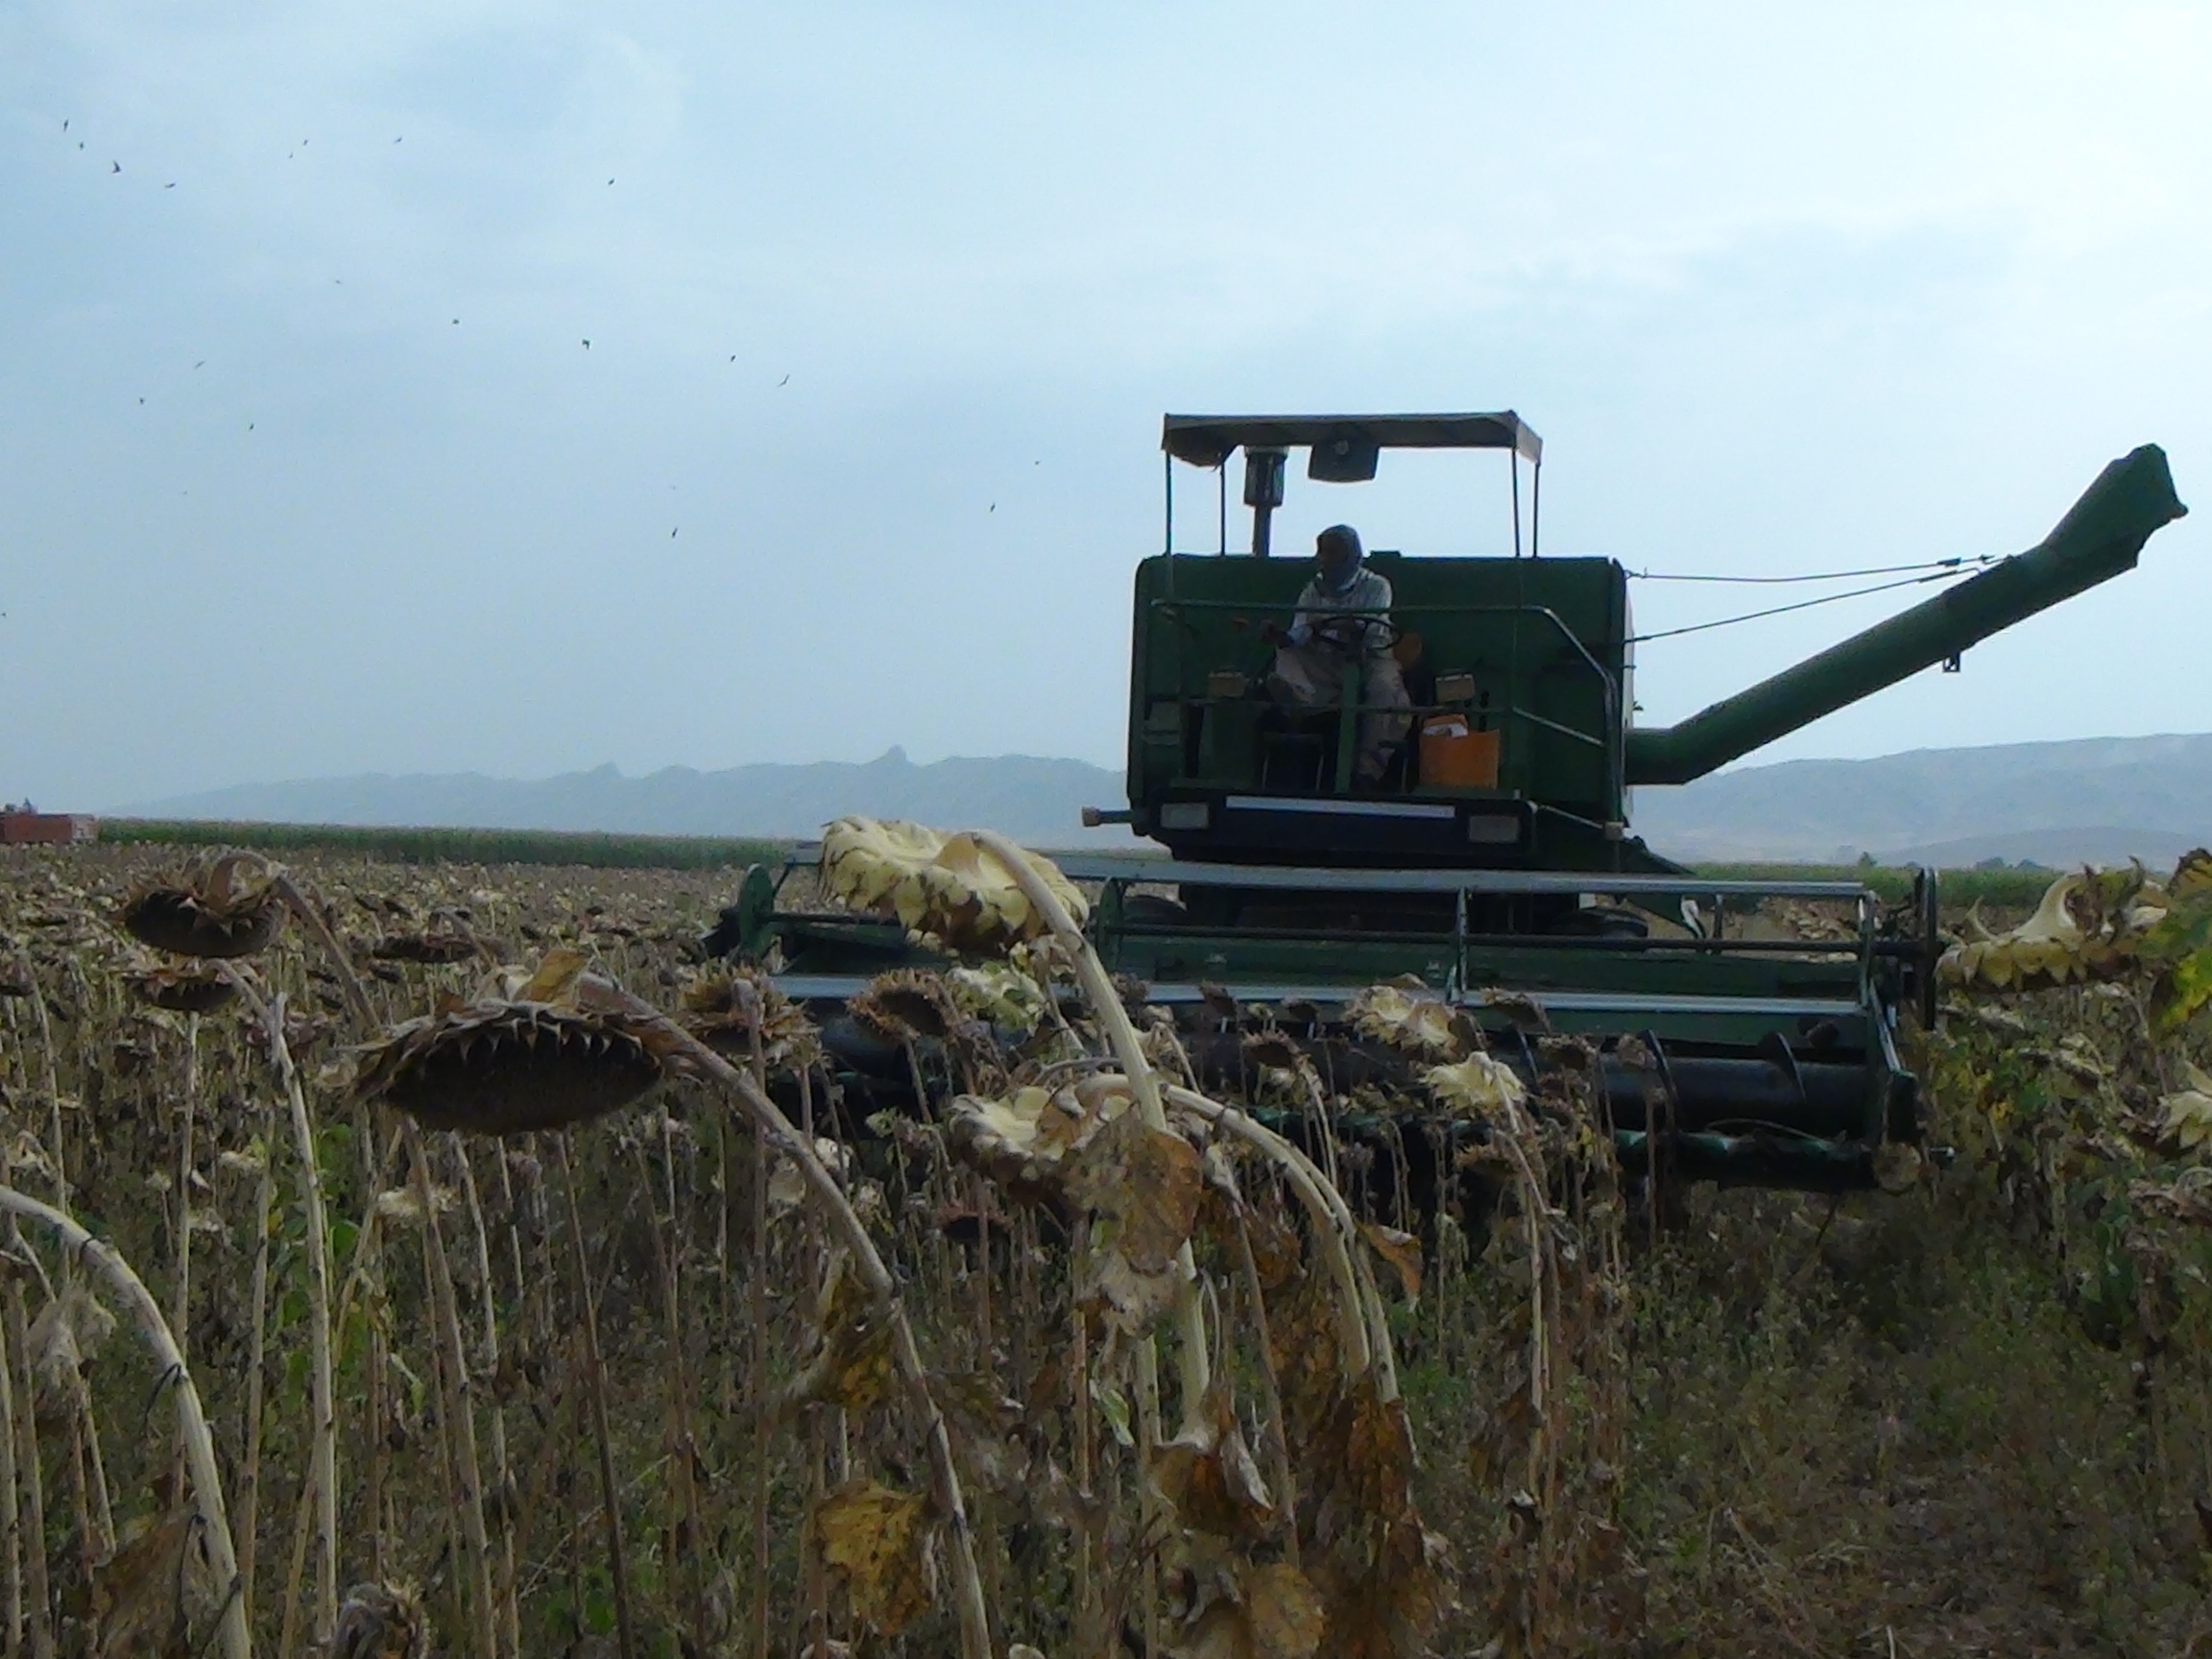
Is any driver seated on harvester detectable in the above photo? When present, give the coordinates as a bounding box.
[1261,523,1413,784]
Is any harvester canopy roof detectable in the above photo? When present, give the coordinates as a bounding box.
[1162,411,1542,469]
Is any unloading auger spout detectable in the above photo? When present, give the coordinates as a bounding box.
[1624,445,2189,786]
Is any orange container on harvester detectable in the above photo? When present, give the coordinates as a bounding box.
[1418,716,1501,788]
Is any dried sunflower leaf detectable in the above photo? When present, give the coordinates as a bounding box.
[811,1481,934,1637]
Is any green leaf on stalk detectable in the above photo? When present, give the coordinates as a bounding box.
[1091,1377,1135,1449]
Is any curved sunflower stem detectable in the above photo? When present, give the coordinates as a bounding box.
[0,1187,251,1659]
[589,984,994,1659]
[966,831,1214,1431]
[1163,1085,1397,1403]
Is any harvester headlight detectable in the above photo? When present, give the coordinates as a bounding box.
[1158,802,1211,831]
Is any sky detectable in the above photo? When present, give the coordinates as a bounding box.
[3,0,2208,809]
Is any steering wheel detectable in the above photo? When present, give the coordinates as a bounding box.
[1310,613,1404,650]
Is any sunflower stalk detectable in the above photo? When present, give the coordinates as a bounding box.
[553,1136,637,1659]
[0,1276,18,1658]
[455,1143,522,1657]
[223,970,338,1645]
[0,1187,251,1659]
[234,1112,276,1630]
[406,1121,501,1659]
[967,830,1214,1431]
[1162,1084,1392,1399]
[588,981,996,1659]
[4,1281,49,1659]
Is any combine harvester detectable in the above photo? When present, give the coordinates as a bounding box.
[714,415,2186,1190]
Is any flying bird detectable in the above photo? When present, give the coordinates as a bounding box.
[670,527,678,538]
[193,360,204,369]
[582,339,590,349]
[110,160,120,173]
[61,119,67,131]
[989,504,996,513]
[165,182,176,188]
[777,373,790,387]
[451,318,460,325]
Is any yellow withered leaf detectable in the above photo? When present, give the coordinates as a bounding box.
[1073,1107,1203,1274]
[1150,1389,1276,1540]
[811,1481,935,1637]
[2162,1063,2212,1152]
[1173,1560,1325,1659]
[1245,1563,1327,1659]
[2172,849,2212,899]
[1341,1377,1415,1523]
[1358,1221,1423,1299]
[88,1505,198,1657]
[517,946,590,1005]
[781,1250,895,1417]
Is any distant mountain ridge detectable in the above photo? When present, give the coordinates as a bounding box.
[114,733,2212,868]
[118,748,1126,847]
[1632,733,2212,866]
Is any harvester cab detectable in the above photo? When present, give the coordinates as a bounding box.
[720,413,2186,1193]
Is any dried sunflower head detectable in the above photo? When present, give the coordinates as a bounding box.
[369,927,481,965]
[120,851,284,959]
[679,965,822,1070]
[1424,1053,1527,1121]
[1937,870,2150,992]
[851,968,967,1043]
[352,950,681,1136]
[329,1579,426,1659]
[821,817,1086,953]
[1349,983,1471,1060]
[121,959,237,1015]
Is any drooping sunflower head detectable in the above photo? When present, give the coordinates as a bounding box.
[820,817,1086,953]
[119,851,285,959]
[1348,982,1471,1061]
[122,958,238,1015]
[851,968,968,1043]
[678,964,823,1071]
[352,950,680,1136]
